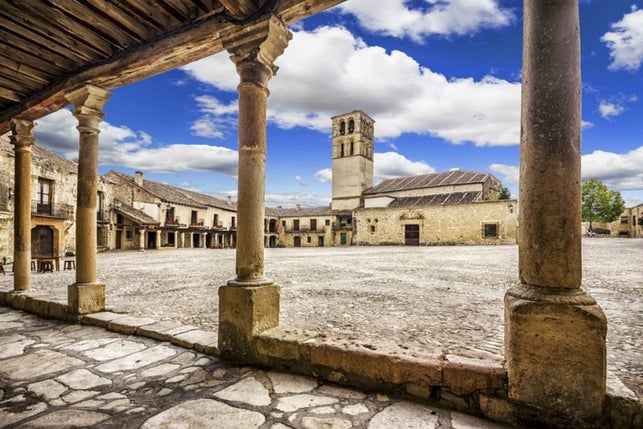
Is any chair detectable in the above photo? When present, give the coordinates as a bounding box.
[63,258,76,270]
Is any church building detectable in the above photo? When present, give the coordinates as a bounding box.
[278,110,519,247]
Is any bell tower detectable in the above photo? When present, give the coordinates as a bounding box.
[331,110,375,211]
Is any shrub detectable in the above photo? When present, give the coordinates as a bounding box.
[593,228,610,235]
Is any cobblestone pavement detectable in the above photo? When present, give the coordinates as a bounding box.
[1,239,640,397]
[0,307,514,428]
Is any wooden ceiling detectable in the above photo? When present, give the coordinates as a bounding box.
[0,0,343,134]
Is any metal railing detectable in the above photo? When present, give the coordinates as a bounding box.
[31,200,74,219]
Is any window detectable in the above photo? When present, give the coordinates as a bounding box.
[350,141,354,156]
[37,178,53,215]
[483,223,499,238]
[310,219,317,231]
[213,214,219,227]
[125,228,134,241]
[634,216,637,226]
[231,216,236,228]
[116,214,124,225]
[166,206,176,224]
[339,120,346,135]
[348,119,354,133]
[325,219,330,226]
[307,236,312,243]
[97,191,104,221]
[282,220,286,228]
[293,219,300,231]
[191,210,198,225]
[340,143,344,157]
[620,216,628,224]
[370,225,376,233]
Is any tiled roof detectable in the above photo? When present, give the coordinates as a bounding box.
[270,206,333,217]
[365,170,492,195]
[386,192,483,208]
[107,171,207,209]
[179,189,236,211]
[114,200,159,225]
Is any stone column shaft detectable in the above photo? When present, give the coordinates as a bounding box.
[504,1,606,424]
[10,119,35,292]
[65,85,111,314]
[155,230,161,249]
[139,229,146,251]
[218,16,291,358]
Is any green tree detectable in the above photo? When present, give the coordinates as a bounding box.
[581,179,625,230]
[498,187,511,200]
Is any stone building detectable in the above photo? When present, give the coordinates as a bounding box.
[583,203,643,238]
[278,110,518,247]
[0,134,80,267]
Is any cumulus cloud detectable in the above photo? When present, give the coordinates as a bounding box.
[489,163,519,186]
[489,146,643,195]
[601,6,643,71]
[337,0,514,42]
[34,109,238,176]
[181,26,521,147]
[295,175,306,186]
[314,168,333,183]
[190,96,238,138]
[374,152,436,181]
[598,100,626,119]
[265,192,330,208]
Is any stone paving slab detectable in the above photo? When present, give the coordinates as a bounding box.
[0,305,516,428]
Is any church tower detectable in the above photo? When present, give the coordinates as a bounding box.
[331,110,375,211]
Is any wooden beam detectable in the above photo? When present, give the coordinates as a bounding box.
[0,0,345,134]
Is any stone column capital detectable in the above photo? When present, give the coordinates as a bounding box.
[222,15,292,83]
[9,119,35,149]
[65,85,112,134]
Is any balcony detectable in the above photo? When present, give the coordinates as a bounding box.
[96,210,108,223]
[31,201,74,220]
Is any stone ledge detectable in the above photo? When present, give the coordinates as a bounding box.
[107,316,157,335]
[171,329,219,355]
[80,312,123,328]
[443,354,506,396]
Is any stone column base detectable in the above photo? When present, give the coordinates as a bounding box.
[218,282,280,360]
[68,282,105,315]
[505,284,607,423]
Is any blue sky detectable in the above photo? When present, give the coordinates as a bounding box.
[32,1,643,207]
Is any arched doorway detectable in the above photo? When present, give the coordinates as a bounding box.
[31,226,54,257]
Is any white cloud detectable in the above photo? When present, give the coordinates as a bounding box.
[182,25,522,147]
[601,7,643,71]
[598,100,625,119]
[295,175,306,186]
[265,192,330,208]
[190,96,239,138]
[337,0,514,42]
[489,163,519,186]
[489,146,643,195]
[34,109,238,176]
[314,168,332,183]
[375,151,435,181]
[582,146,643,190]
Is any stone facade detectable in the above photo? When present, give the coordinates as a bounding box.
[583,204,643,238]
[355,200,517,246]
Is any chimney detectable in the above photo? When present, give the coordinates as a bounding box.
[296,203,301,212]
[134,171,143,186]
[227,195,232,206]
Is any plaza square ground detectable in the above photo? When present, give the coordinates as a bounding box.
[2,238,641,397]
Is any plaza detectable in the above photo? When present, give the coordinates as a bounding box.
[3,239,640,398]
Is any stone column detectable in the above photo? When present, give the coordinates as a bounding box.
[155,230,161,249]
[10,119,35,292]
[504,1,606,424]
[65,85,111,315]
[139,229,146,251]
[218,16,292,358]
[201,233,207,248]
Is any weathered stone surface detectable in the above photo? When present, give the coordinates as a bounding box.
[276,394,338,413]
[214,377,271,407]
[137,320,185,341]
[107,316,156,335]
[368,402,439,429]
[62,390,100,404]
[342,403,369,415]
[0,349,83,380]
[22,409,110,428]
[140,399,265,428]
[81,339,146,361]
[0,402,48,427]
[95,345,176,373]
[61,338,119,352]
[172,329,217,350]
[443,354,506,395]
[28,379,67,400]
[57,369,111,390]
[505,295,607,420]
[301,416,352,429]
[81,312,122,328]
[141,363,180,378]
[0,336,35,358]
[268,371,318,393]
[317,384,367,400]
[68,282,105,315]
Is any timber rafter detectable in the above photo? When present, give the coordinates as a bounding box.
[0,0,344,134]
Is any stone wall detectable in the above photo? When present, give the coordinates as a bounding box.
[354,200,518,245]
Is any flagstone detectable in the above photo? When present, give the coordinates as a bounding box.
[141,399,265,429]
[0,349,83,380]
[214,377,272,407]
